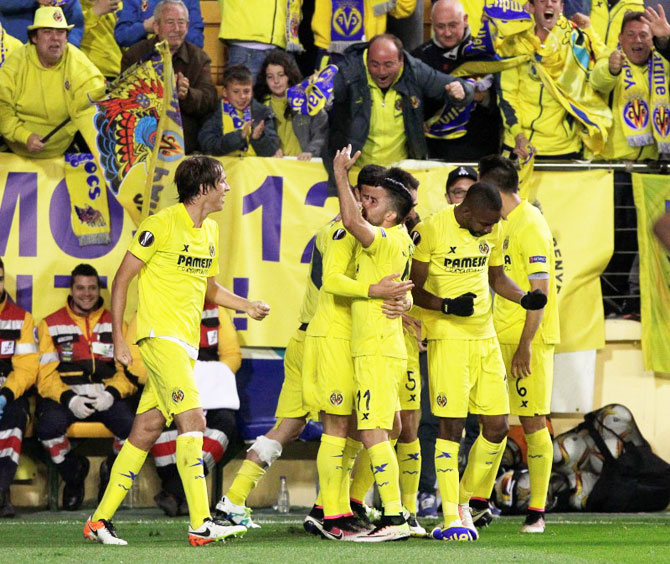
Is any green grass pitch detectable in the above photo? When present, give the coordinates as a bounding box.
[1,509,669,564]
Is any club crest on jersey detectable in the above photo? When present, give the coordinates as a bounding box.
[329,391,344,406]
[436,393,447,408]
[209,243,216,257]
[502,237,509,251]
[138,230,154,247]
[171,388,185,403]
[479,242,489,255]
[333,228,346,240]
[411,230,421,245]
[395,98,403,112]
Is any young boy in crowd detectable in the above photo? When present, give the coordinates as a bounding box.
[198,64,279,156]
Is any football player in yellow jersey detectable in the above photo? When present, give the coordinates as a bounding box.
[410,181,547,541]
[85,156,270,546]
[303,165,413,541]
[333,145,415,543]
[478,155,559,534]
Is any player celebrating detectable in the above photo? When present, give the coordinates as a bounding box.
[409,181,547,541]
[84,156,270,546]
[479,155,559,533]
[333,145,415,542]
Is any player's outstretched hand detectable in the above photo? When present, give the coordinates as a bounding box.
[520,289,547,310]
[382,297,411,319]
[441,292,476,317]
[369,273,414,300]
[247,300,270,320]
[114,337,132,367]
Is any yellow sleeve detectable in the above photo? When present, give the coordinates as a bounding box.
[410,220,433,263]
[390,0,416,18]
[322,229,369,298]
[36,319,70,403]
[499,65,524,139]
[2,311,39,400]
[589,56,617,94]
[0,50,33,145]
[489,224,504,267]
[69,48,106,116]
[128,213,165,263]
[217,308,242,373]
[518,219,553,276]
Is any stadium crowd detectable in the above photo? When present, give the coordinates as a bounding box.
[0,0,667,548]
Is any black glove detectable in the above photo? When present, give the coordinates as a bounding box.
[441,292,477,317]
[520,289,547,310]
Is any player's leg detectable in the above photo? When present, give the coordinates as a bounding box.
[0,396,29,517]
[458,338,509,536]
[353,357,409,543]
[219,331,307,527]
[85,406,165,545]
[150,425,183,516]
[514,343,555,533]
[428,339,475,539]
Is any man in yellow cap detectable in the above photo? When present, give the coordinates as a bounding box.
[0,6,105,158]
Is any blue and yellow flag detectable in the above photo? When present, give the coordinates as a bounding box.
[632,174,670,373]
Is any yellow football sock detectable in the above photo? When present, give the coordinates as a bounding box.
[176,432,210,529]
[367,440,402,516]
[317,434,347,518]
[93,440,147,521]
[526,427,553,511]
[459,434,504,505]
[396,439,421,514]
[227,459,266,506]
[472,437,506,501]
[350,447,374,503]
[435,438,460,524]
[340,438,362,515]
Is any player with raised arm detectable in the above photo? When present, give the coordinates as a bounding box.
[409,181,547,541]
[84,156,270,546]
[333,145,415,542]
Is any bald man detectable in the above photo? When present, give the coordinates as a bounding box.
[412,0,502,161]
[326,33,473,188]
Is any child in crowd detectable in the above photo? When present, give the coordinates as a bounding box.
[255,51,328,161]
[198,64,279,156]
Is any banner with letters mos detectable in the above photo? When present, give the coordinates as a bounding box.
[632,174,670,373]
[0,154,613,350]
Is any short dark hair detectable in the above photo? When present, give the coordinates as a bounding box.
[174,156,223,204]
[71,263,100,287]
[357,164,386,188]
[462,181,503,212]
[254,51,303,117]
[385,167,419,192]
[380,177,413,224]
[223,64,252,87]
[368,33,404,60]
[621,10,645,33]
[478,155,519,193]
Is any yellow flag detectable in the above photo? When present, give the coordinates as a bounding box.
[632,174,670,373]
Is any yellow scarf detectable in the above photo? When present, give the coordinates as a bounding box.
[496,16,613,155]
[286,0,304,53]
[619,50,670,153]
[221,98,256,156]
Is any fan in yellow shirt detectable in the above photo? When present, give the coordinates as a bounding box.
[478,155,559,535]
[410,180,547,541]
[85,156,270,547]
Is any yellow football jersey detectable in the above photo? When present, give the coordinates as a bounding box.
[412,205,503,340]
[129,204,219,349]
[308,220,366,339]
[493,200,560,345]
[350,224,414,358]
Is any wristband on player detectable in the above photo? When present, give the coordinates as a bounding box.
[520,289,547,310]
